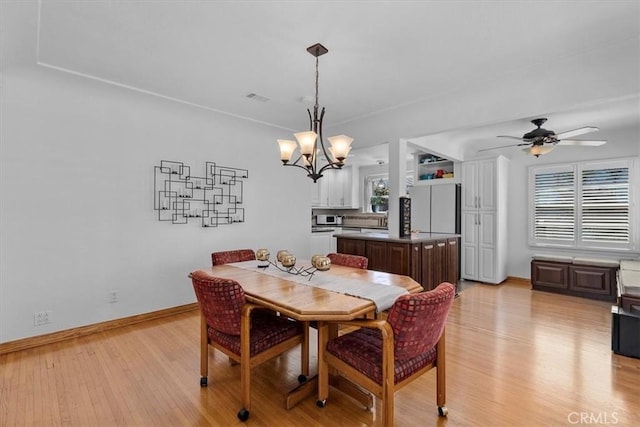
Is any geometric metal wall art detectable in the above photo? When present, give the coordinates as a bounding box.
[153,160,249,227]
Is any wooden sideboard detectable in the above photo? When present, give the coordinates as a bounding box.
[336,233,459,292]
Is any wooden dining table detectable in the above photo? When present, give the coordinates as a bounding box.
[206,260,423,408]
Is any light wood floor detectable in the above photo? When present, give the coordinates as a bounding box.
[2,280,639,426]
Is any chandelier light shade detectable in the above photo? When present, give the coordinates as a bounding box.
[277,43,353,182]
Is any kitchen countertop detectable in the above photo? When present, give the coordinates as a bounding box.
[311,227,336,233]
[312,225,388,233]
[335,231,460,243]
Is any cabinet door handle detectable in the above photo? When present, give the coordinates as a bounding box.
[414,247,419,251]
[478,214,481,225]
[424,245,433,250]
[474,196,478,208]
[437,242,445,247]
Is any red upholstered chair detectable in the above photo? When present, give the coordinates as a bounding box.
[317,282,456,427]
[327,252,369,270]
[211,249,256,266]
[190,269,309,422]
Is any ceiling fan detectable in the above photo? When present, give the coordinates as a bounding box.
[479,118,607,157]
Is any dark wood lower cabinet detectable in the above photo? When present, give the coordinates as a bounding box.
[337,238,365,257]
[446,238,459,288]
[387,243,411,276]
[365,241,387,272]
[531,260,617,302]
[337,236,459,292]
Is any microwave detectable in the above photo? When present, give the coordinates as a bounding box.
[317,214,342,225]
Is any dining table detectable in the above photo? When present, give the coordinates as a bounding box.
[206,259,423,408]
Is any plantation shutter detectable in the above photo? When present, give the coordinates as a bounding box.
[533,169,575,241]
[581,167,629,243]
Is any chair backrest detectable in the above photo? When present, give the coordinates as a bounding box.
[190,269,245,335]
[386,282,455,360]
[327,253,368,270]
[211,249,256,266]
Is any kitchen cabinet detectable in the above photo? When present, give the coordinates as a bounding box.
[386,242,412,276]
[337,237,366,257]
[312,166,359,208]
[461,211,497,283]
[461,159,498,211]
[460,156,508,284]
[411,238,458,291]
[366,240,387,272]
[310,232,333,257]
[337,234,459,292]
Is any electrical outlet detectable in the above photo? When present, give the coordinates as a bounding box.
[34,311,51,326]
[109,290,119,303]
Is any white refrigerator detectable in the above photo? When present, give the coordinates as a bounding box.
[408,183,460,234]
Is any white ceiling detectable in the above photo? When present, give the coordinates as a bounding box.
[35,0,640,164]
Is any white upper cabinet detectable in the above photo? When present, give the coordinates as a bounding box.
[462,159,498,210]
[311,166,359,208]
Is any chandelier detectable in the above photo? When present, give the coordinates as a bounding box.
[277,43,353,182]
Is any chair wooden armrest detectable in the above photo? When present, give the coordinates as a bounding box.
[317,282,455,426]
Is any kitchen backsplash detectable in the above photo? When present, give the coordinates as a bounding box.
[312,209,387,228]
[343,214,387,228]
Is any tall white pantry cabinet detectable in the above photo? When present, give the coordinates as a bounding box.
[460,155,509,284]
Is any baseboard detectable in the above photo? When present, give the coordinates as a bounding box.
[0,303,199,355]
[507,276,532,286]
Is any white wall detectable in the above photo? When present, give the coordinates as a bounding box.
[0,5,312,342]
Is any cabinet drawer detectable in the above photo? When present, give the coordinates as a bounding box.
[531,261,569,289]
[568,265,612,295]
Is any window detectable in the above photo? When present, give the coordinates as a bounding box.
[529,158,637,252]
[364,173,413,213]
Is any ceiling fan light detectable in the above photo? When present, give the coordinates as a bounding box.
[525,145,554,157]
[294,131,318,155]
[277,139,297,163]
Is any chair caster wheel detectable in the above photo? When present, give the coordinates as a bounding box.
[316,399,326,408]
[237,408,250,421]
[298,374,307,383]
[438,406,448,417]
[200,377,208,387]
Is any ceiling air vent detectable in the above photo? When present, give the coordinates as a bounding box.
[245,93,270,102]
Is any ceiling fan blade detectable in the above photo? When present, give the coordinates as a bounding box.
[555,126,599,139]
[556,139,607,146]
[496,135,525,140]
[478,142,531,152]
